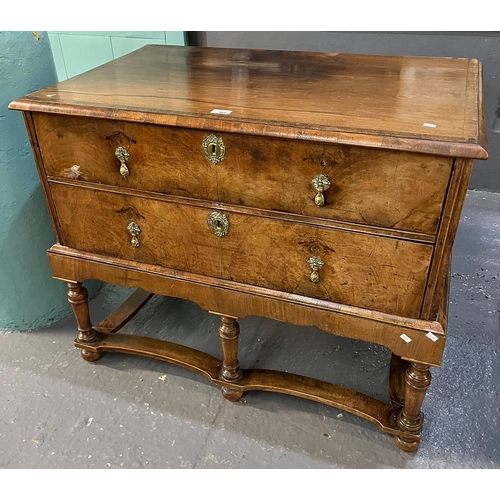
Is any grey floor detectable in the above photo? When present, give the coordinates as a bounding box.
[1,190,499,469]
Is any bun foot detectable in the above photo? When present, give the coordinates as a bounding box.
[221,386,244,402]
[394,435,420,452]
[81,349,102,362]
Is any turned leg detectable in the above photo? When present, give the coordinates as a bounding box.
[389,354,409,408]
[67,282,102,362]
[394,362,432,452]
[218,316,244,402]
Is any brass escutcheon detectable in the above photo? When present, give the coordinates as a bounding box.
[115,146,131,179]
[202,134,225,164]
[312,174,331,206]
[208,212,229,237]
[127,221,141,248]
[307,256,324,283]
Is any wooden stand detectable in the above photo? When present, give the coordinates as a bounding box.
[69,280,437,450]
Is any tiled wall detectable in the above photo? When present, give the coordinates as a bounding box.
[48,31,186,81]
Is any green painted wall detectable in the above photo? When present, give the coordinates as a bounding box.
[0,31,186,331]
[48,31,186,81]
[0,31,79,330]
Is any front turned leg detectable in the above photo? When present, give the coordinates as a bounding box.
[394,362,432,452]
[67,282,102,362]
[218,316,244,402]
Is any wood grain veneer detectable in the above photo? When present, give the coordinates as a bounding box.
[36,113,452,234]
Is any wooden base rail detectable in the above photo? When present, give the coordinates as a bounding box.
[68,284,427,451]
[75,331,413,441]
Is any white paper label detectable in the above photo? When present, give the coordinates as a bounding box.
[426,332,439,342]
[211,109,232,115]
[400,333,412,343]
[423,123,437,128]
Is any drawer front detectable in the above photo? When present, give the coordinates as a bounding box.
[216,135,452,236]
[37,114,452,235]
[36,114,219,201]
[50,184,432,317]
[51,185,222,279]
[222,213,432,318]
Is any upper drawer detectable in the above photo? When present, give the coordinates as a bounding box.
[50,183,432,318]
[35,113,453,235]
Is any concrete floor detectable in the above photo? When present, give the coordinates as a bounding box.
[1,190,499,469]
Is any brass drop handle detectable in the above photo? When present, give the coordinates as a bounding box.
[312,174,331,207]
[208,212,229,237]
[115,146,131,179]
[307,256,324,283]
[127,221,141,248]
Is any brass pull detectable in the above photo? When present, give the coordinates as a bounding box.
[127,221,141,248]
[115,146,131,179]
[202,134,225,164]
[312,174,331,206]
[208,212,229,237]
[307,256,324,283]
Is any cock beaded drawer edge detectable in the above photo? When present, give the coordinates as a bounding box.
[10,45,488,451]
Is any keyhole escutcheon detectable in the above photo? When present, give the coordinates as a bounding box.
[208,212,229,237]
[202,134,225,164]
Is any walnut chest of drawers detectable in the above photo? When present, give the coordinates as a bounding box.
[10,45,488,451]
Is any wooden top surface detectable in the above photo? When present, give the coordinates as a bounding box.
[10,45,488,158]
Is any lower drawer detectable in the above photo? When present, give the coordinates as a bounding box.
[50,183,433,317]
